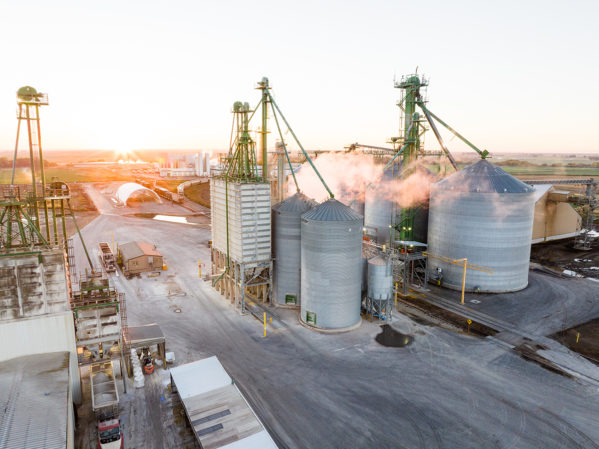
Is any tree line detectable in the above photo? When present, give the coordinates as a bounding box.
[0,157,57,169]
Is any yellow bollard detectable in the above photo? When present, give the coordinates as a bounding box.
[460,258,468,304]
[263,312,267,338]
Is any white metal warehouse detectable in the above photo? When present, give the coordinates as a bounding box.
[0,352,74,449]
[170,356,278,449]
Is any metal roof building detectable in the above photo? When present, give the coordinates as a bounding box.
[170,356,278,449]
[0,352,74,449]
[434,159,534,194]
[118,241,163,276]
[531,184,582,244]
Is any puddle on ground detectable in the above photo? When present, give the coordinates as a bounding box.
[375,324,414,347]
[153,215,193,225]
[130,213,196,225]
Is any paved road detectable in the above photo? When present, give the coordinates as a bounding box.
[427,271,599,337]
[73,183,599,449]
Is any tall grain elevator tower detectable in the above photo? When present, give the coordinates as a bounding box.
[210,100,273,313]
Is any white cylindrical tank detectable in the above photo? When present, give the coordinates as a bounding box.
[272,193,316,306]
[367,256,394,301]
[364,169,394,244]
[300,199,363,330]
[427,160,535,292]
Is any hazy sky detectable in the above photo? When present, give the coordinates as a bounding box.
[0,0,597,154]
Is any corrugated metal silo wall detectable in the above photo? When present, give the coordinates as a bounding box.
[361,257,368,292]
[211,178,271,264]
[364,184,394,244]
[300,217,363,329]
[367,258,394,300]
[413,200,429,244]
[273,209,303,306]
[427,186,535,292]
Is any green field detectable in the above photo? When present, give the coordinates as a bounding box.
[2,161,597,189]
[0,167,131,184]
[500,166,599,177]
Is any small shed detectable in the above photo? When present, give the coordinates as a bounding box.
[123,323,167,376]
[118,241,163,276]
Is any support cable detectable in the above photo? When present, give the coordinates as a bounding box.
[271,107,300,193]
[417,102,489,159]
[417,102,458,170]
[268,94,335,198]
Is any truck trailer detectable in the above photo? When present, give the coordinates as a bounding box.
[98,242,117,273]
[90,361,123,449]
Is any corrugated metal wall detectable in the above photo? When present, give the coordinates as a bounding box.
[0,250,69,320]
[272,194,315,306]
[300,199,363,330]
[211,179,271,264]
[0,312,81,404]
[427,161,535,293]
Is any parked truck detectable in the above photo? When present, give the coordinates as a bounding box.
[99,242,117,273]
[90,361,123,449]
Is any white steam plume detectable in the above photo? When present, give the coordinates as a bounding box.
[289,152,436,208]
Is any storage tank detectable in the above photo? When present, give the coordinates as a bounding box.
[427,160,535,292]
[364,169,394,244]
[367,256,394,301]
[300,198,363,330]
[272,193,316,306]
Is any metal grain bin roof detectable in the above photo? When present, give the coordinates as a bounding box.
[273,192,316,213]
[435,160,533,193]
[302,198,362,222]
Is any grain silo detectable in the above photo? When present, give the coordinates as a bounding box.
[300,199,363,330]
[427,160,535,292]
[272,193,316,306]
[366,256,394,321]
[364,169,394,244]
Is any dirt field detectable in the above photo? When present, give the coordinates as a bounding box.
[69,183,97,212]
[184,182,210,208]
[155,179,182,193]
[530,238,599,279]
[552,319,599,365]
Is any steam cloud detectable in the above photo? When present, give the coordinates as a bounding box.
[289,152,436,208]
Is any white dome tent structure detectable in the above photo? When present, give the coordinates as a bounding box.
[116,183,161,206]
